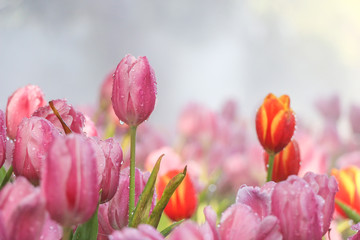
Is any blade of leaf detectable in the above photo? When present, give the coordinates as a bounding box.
[335,199,360,223]
[147,166,187,228]
[0,166,13,190]
[160,219,184,237]
[72,203,99,240]
[0,166,6,184]
[129,154,164,228]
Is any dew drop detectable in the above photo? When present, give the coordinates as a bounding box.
[119,120,124,125]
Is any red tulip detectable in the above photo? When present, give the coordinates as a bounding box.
[255,93,295,154]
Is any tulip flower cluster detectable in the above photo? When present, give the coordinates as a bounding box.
[2,53,360,240]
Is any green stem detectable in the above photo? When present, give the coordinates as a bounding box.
[0,166,13,189]
[129,125,137,221]
[62,226,72,240]
[335,199,360,223]
[266,153,275,182]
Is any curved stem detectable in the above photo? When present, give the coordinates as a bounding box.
[62,226,72,240]
[129,125,137,221]
[266,153,275,182]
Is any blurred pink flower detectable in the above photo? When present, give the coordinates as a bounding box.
[13,116,60,185]
[314,94,340,123]
[0,177,46,240]
[350,104,360,135]
[145,146,182,176]
[100,71,115,110]
[111,54,157,126]
[33,99,85,134]
[41,134,99,227]
[6,85,46,139]
[336,150,360,169]
[108,167,156,229]
[84,114,98,137]
[349,222,360,240]
[0,110,6,168]
[109,224,163,240]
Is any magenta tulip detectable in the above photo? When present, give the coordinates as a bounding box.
[0,110,6,168]
[33,99,85,134]
[109,224,163,240]
[13,116,60,184]
[108,167,156,229]
[111,54,157,126]
[6,85,46,139]
[41,134,99,227]
[0,177,46,240]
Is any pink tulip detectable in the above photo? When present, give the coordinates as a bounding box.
[100,71,115,110]
[108,167,156,229]
[13,116,60,185]
[0,214,6,240]
[145,147,182,176]
[303,172,338,235]
[98,202,115,240]
[0,110,6,168]
[349,222,360,240]
[96,138,123,203]
[39,212,63,240]
[6,85,46,139]
[84,114,98,137]
[168,206,219,240]
[41,134,99,227]
[0,177,46,240]
[271,176,323,240]
[314,94,340,123]
[350,104,360,135]
[111,54,157,126]
[33,99,85,134]
[109,224,163,240]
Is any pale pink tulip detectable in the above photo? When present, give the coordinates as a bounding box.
[145,146,182,176]
[39,212,63,240]
[13,116,60,184]
[108,167,156,229]
[111,54,157,126]
[96,138,123,203]
[0,213,6,240]
[303,172,338,235]
[350,104,360,135]
[271,176,323,240]
[98,202,115,240]
[0,177,46,240]
[84,114,98,137]
[336,151,360,169]
[0,110,6,168]
[314,94,340,123]
[109,224,163,240]
[6,85,46,139]
[41,134,99,227]
[33,99,85,134]
[100,71,115,110]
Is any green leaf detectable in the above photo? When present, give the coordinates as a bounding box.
[0,166,13,190]
[129,154,164,228]
[160,219,184,237]
[72,204,99,240]
[335,199,360,223]
[147,166,187,228]
[0,166,6,184]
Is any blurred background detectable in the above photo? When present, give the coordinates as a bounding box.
[1,0,360,134]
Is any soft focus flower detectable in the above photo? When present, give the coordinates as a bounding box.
[264,139,301,182]
[145,147,182,177]
[350,104,360,135]
[0,110,6,168]
[349,222,360,240]
[84,114,98,137]
[109,224,163,240]
[100,71,115,110]
[33,99,85,134]
[111,54,157,126]
[39,213,63,240]
[0,177,46,240]
[6,85,46,139]
[331,166,360,217]
[96,138,123,203]
[13,116,61,185]
[157,169,197,221]
[41,134,99,227]
[108,167,156,229]
[255,93,296,154]
[314,94,341,123]
[169,206,219,240]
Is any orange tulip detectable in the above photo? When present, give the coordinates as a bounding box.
[331,166,360,217]
[157,169,197,221]
[264,140,300,182]
[256,93,296,154]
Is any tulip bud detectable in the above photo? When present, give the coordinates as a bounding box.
[264,139,300,182]
[109,224,164,240]
[255,93,296,154]
[111,54,157,126]
[108,167,156,229]
[100,71,115,111]
[6,85,46,139]
[157,169,197,221]
[331,166,360,217]
[271,176,323,239]
[13,116,61,185]
[41,134,99,227]
[96,138,123,203]
[0,110,6,168]
[0,177,46,240]
[33,99,85,134]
